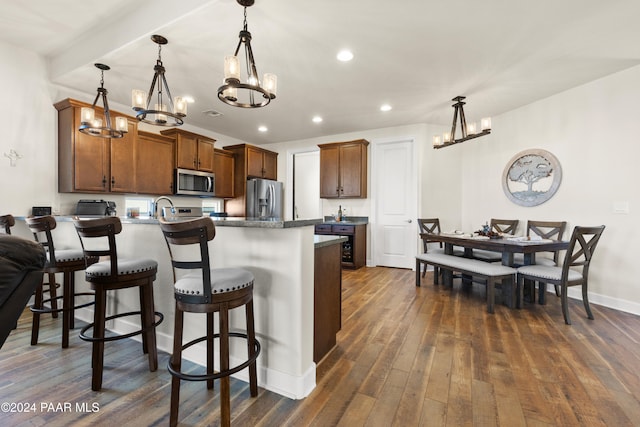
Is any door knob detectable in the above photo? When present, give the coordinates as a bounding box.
[405,219,413,223]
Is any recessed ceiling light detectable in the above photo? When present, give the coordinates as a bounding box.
[312,116,323,123]
[380,104,392,112]
[337,49,354,62]
[258,125,268,132]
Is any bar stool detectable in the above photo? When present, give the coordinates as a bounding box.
[73,217,163,391]
[159,217,260,427]
[26,215,97,348]
[0,214,15,234]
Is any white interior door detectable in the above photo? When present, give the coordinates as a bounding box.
[293,151,320,219]
[373,139,417,269]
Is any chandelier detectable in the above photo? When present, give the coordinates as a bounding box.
[432,96,491,149]
[217,0,277,108]
[79,64,128,138]
[132,35,187,126]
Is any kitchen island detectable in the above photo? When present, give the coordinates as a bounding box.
[13,216,336,400]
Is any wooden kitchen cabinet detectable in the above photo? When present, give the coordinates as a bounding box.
[55,98,137,193]
[222,144,279,216]
[136,131,175,195]
[214,148,235,198]
[318,139,369,198]
[161,128,215,172]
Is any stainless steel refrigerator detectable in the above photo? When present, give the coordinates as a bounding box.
[246,178,284,219]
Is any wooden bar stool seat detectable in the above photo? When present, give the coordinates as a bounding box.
[159,217,260,427]
[26,215,97,348]
[73,217,163,391]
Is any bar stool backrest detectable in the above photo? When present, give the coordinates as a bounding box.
[0,214,15,234]
[159,217,216,303]
[73,217,122,276]
[25,215,59,266]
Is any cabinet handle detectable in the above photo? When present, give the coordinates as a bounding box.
[111,176,115,186]
[102,176,107,188]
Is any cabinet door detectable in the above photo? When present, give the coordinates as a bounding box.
[73,107,109,192]
[136,132,175,195]
[262,151,278,180]
[197,138,215,172]
[214,149,234,198]
[246,147,265,178]
[338,143,365,197]
[176,133,198,170]
[109,120,137,193]
[319,146,340,198]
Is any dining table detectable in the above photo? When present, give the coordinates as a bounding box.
[420,232,570,304]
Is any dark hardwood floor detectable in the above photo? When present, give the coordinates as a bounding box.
[1,267,639,426]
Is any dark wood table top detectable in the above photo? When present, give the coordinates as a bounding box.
[420,232,569,254]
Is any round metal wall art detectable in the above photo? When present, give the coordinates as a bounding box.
[502,149,562,207]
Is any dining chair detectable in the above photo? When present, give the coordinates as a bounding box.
[516,225,605,324]
[514,220,567,301]
[471,218,520,262]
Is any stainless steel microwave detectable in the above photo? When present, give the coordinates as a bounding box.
[175,168,215,196]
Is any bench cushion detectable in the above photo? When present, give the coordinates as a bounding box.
[517,265,582,282]
[416,252,516,277]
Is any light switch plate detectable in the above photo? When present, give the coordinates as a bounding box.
[613,201,630,214]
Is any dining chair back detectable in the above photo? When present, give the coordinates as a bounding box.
[490,218,519,235]
[417,218,442,252]
[0,214,15,234]
[517,225,605,324]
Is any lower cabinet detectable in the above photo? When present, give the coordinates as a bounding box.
[314,223,366,269]
[314,240,342,363]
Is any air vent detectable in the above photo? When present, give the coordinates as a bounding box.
[202,109,223,118]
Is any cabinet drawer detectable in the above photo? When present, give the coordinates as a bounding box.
[332,225,354,234]
[315,224,332,234]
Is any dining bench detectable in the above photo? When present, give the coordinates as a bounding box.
[415,252,517,313]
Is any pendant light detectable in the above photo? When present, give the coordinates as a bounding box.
[132,35,187,126]
[79,63,128,138]
[217,0,277,108]
[432,96,491,149]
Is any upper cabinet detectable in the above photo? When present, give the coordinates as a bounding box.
[222,144,279,216]
[161,129,215,173]
[318,139,369,198]
[55,98,138,193]
[214,148,235,198]
[229,144,278,180]
[136,131,175,195]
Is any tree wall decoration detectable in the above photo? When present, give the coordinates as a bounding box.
[502,149,562,207]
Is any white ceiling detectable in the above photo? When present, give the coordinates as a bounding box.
[2,0,640,145]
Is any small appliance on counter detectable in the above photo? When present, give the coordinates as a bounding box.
[162,206,204,221]
[75,199,116,217]
[246,178,284,219]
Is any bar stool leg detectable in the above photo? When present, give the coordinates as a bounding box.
[31,283,44,345]
[246,300,258,396]
[139,286,148,355]
[219,304,231,427]
[92,289,107,391]
[207,312,214,390]
[68,273,75,328]
[47,273,59,318]
[170,306,184,427]
[141,281,158,371]
[62,272,73,348]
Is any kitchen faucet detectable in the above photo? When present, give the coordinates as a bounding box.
[153,196,175,218]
